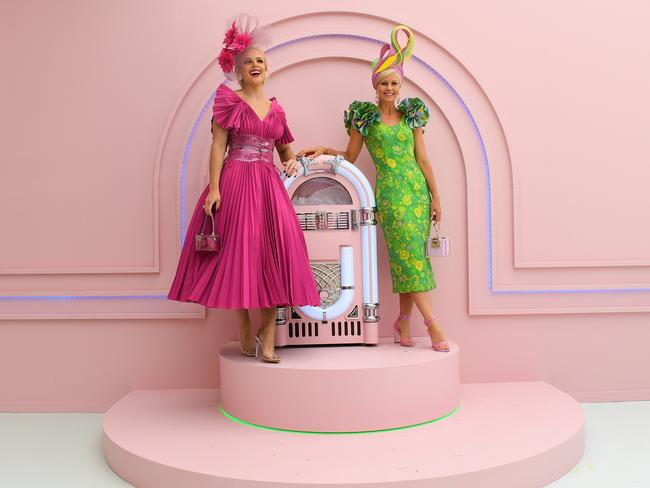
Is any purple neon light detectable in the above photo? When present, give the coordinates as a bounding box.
[0,295,167,301]
[270,34,650,294]
[181,95,216,243]
[4,33,648,302]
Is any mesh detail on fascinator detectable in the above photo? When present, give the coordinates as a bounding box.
[217,13,272,80]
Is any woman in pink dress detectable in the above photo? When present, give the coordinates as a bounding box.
[168,14,320,363]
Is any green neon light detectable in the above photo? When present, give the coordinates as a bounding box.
[219,404,460,435]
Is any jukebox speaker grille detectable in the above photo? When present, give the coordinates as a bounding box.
[310,262,341,308]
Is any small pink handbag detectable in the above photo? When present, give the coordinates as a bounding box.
[195,213,221,252]
[425,222,450,257]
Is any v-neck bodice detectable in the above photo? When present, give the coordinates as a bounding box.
[234,93,274,122]
[212,84,294,145]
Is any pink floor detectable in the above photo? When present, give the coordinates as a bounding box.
[104,382,584,487]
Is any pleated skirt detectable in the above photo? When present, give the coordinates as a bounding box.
[168,158,320,309]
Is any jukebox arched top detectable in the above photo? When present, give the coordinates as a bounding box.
[291,177,353,206]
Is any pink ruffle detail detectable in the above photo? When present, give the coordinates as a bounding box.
[212,84,245,131]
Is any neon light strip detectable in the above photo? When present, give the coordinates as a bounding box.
[181,95,215,243]
[5,32,647,301]
[220,404,460,435]
[0,295,167,301]
[263,34,650,294]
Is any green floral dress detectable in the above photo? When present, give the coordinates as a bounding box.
[344,98,435,293]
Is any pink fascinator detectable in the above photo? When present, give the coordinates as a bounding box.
[217,13,272,80]
[371,25,415,88]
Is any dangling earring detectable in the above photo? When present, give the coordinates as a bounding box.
[395,95,401,107]
[375,93,379,104]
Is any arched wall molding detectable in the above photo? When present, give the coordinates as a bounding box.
[175,11,650,314]
[3,10,648,319]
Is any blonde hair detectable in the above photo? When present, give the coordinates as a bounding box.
[373,68,401,88]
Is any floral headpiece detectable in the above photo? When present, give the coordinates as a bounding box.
[217,14,272,80]
[371,25,415,88]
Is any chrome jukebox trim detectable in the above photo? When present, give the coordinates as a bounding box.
[296,211,352,231]
[275,306,287,325]
[359,207,377,226]
[297,155,314,176]
[297,154,344,176]
[363,303,380,323]
[316,211,328,230]
[324,155,343,174]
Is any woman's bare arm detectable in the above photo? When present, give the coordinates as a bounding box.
[413,128,441,222]
[297,129,364,163]
[203,120,228,215]
[275,143,299,176]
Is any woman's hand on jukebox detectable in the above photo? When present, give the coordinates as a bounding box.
[430,198,442,223]
[296,146,326,159]
[204,189,221,216]
[282,157,299,177]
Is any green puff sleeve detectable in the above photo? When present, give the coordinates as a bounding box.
[343,100,380,137]
[398,97,430,131]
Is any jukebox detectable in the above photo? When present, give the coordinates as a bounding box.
[276,155,380,346]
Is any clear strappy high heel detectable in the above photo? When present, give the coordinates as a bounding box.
[255,334,281,363]
[393,314,416,347]
[423,316,449,352]
[240,345,256,358]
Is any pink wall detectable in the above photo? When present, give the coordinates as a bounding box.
[1,0,649,411]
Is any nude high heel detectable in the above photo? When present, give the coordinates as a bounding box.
[240,345,256,358]
[424,316,449,352]
[393,314,416,347]
[255,334,281,364]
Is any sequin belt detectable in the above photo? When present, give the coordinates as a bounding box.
[226,133,274,164]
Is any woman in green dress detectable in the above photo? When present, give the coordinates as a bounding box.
[298,25,449,352]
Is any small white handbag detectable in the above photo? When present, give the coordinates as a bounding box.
[425,222,450,257]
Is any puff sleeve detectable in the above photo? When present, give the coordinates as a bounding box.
[397,97,430,131]
[211,84,244,131]
[343,100,380,137]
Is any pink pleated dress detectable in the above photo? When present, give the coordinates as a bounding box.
[168,84,320,309]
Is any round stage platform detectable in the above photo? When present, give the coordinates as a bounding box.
[220,339,460,432]
[104,341,584,487]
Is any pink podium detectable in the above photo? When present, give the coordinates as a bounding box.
[103,340,585,487]
[220,338,459,432]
